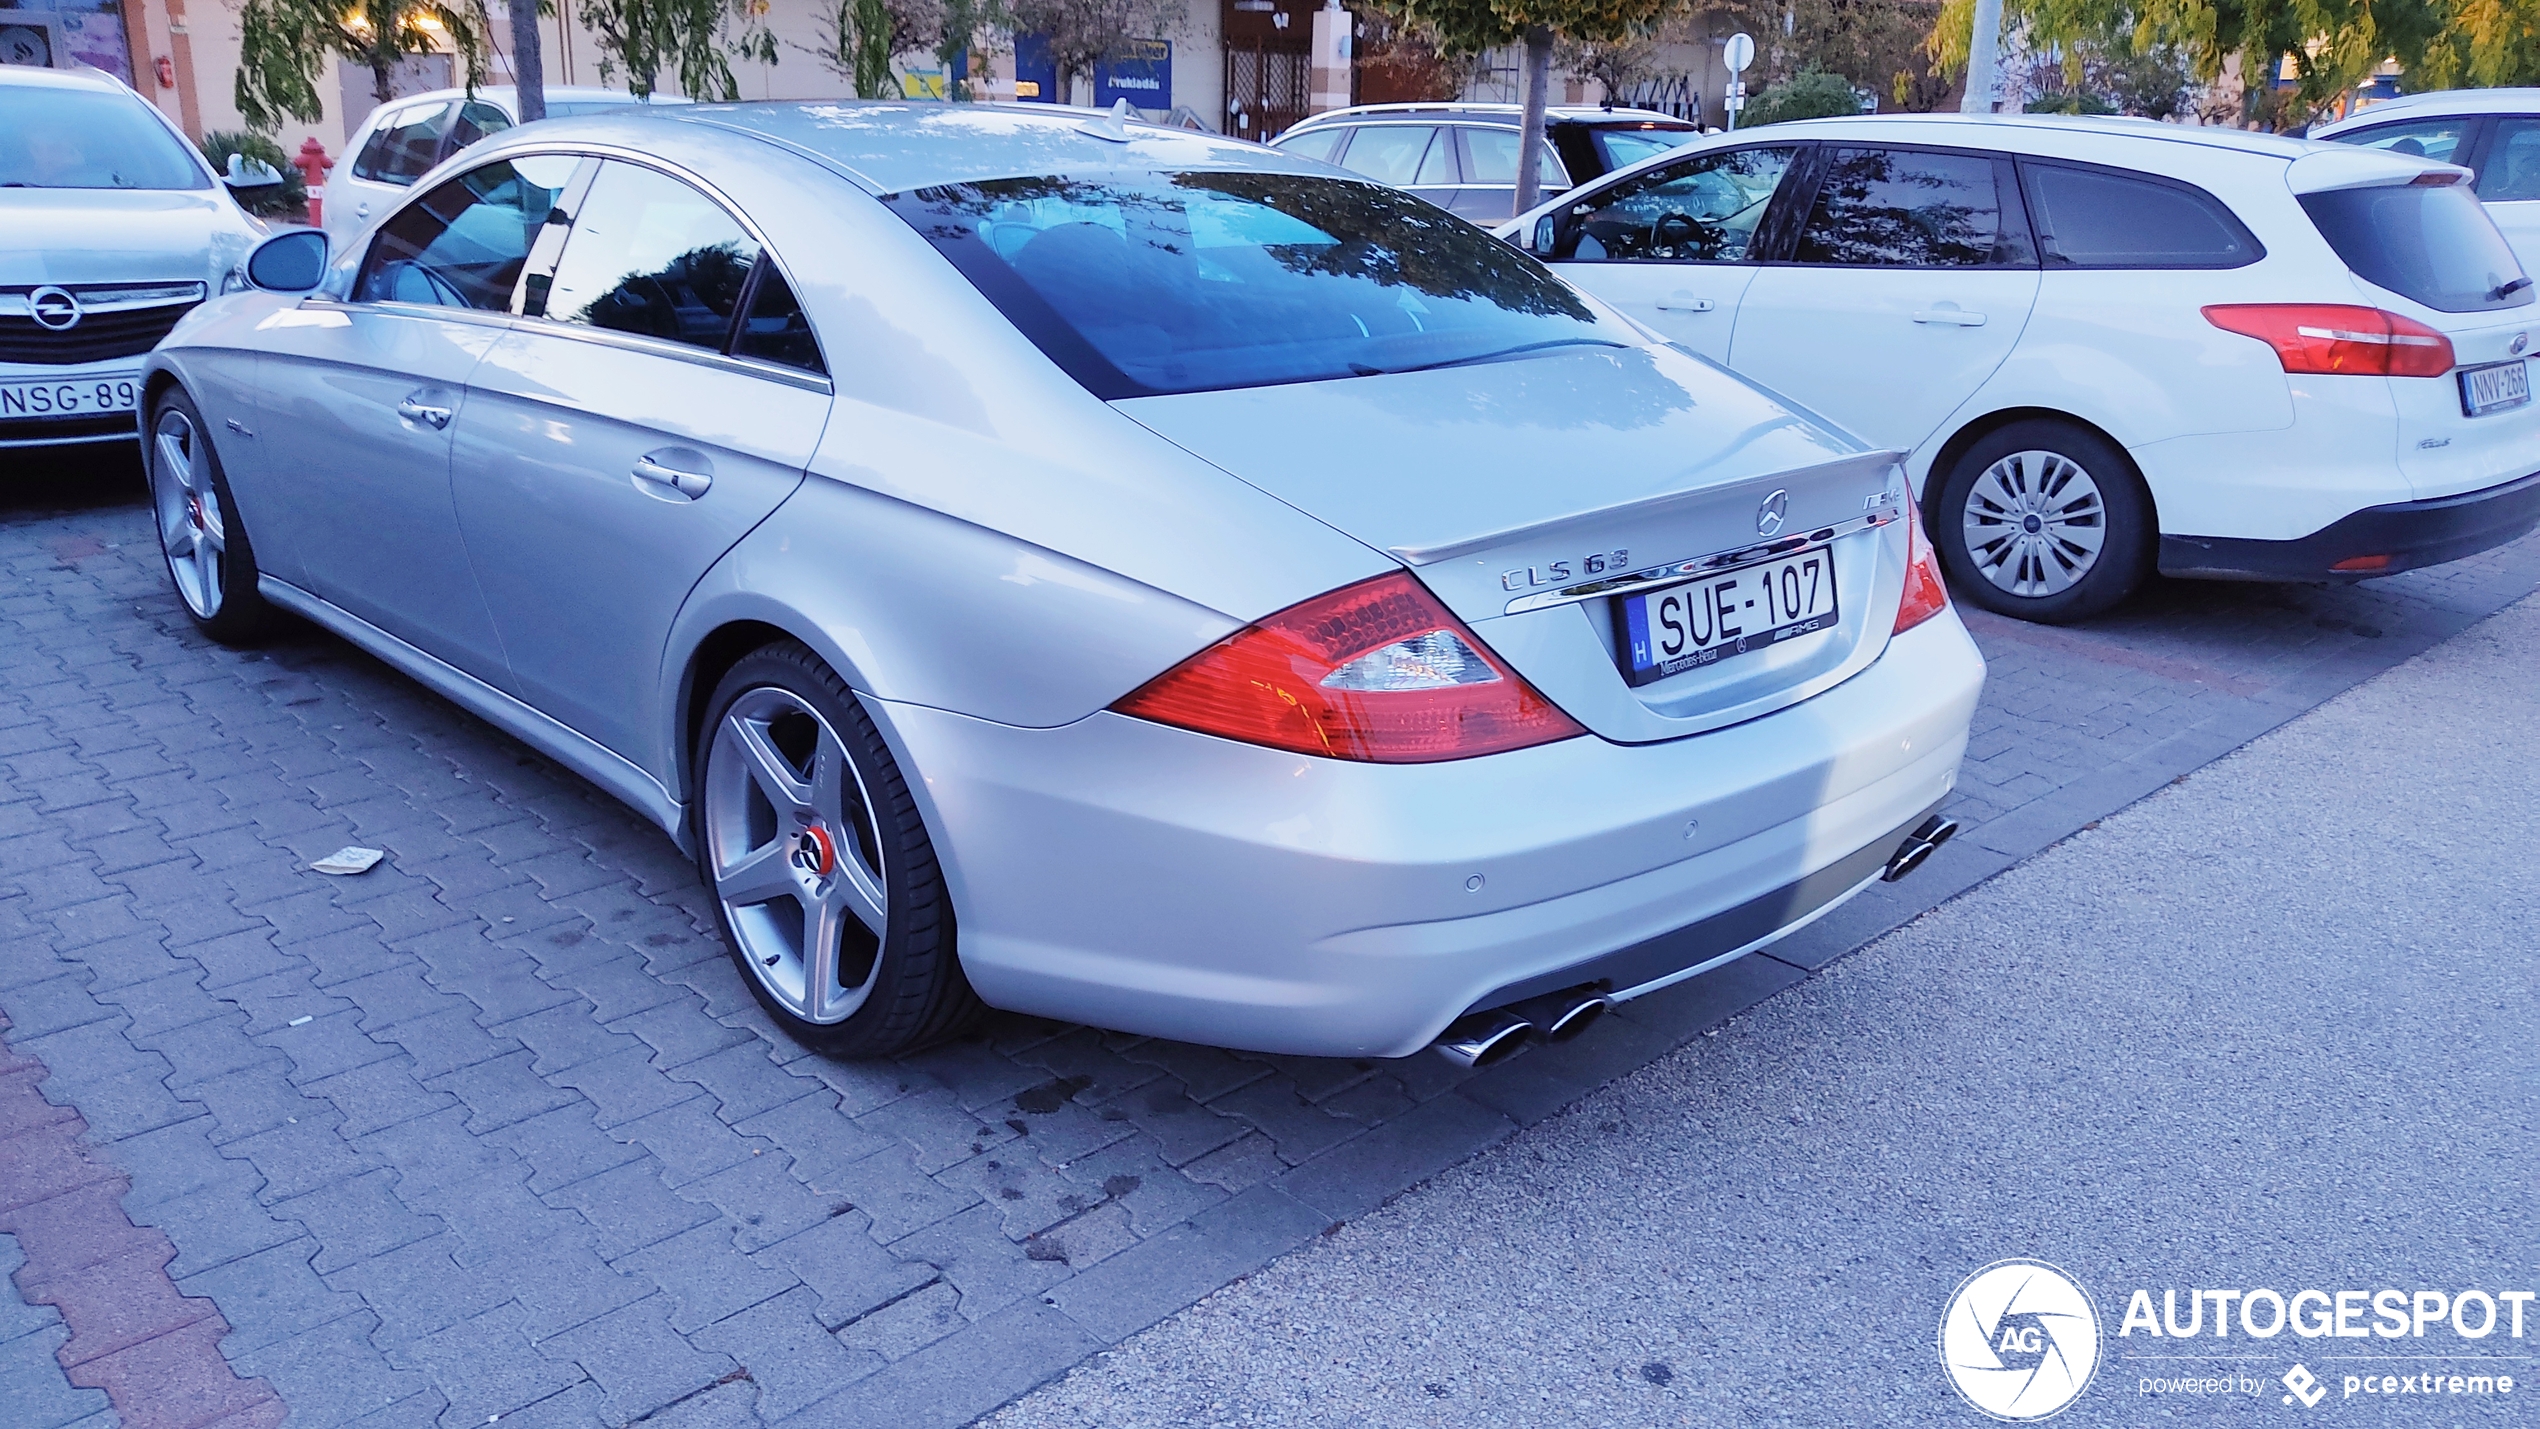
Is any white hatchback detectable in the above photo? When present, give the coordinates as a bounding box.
[1503,115,2540,623]
[2312,89,2540,275]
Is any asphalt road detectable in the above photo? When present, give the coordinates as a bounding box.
[988,593,2540,1428]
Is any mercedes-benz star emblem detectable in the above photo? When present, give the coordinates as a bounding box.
[28,287,81,332]
[1756,488,1789,537]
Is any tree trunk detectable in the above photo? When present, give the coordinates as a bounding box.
[511,0,547,121]
[1512,25,1554,219]
[373,58,396,106]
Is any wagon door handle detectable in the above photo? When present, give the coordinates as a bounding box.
[1912,305,1987,326]
[395,393,453,429]
[634,448,713,500]
[1655,291,1716,312]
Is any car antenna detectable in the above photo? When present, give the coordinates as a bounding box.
[1078,99,1135,143]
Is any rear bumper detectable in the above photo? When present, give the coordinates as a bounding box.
[2158,467,2540,581]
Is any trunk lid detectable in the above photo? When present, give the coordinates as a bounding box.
[1115,343,1916,741]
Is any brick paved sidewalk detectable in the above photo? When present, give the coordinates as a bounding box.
[5,454,2536,1429]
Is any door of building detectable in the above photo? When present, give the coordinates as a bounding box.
[1223,0,1313,139]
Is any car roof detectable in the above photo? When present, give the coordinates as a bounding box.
[0,63,133,95]
[1287,102,1691,129]
[649,100,1314,193]
[366,84,685,113]
[2312,88,2540,133]
[1731,111,2331,160]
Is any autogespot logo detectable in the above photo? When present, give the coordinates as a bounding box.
[1940,1259,2103,1421]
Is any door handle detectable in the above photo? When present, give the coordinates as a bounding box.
[1912,308,1988,326]
[395,394,453,429]
[1655,292,1716,313]
[633,450,713,500]
[356,201,371,218]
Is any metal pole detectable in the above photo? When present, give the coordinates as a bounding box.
[1959,0,2002,114]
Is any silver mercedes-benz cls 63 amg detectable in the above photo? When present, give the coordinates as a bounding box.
[139,101,1985,1063]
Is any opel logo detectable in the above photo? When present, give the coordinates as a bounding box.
[28,286,81,332]
[1756,488,1789,537]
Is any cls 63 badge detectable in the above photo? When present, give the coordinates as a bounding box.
[1501,549,1629,592]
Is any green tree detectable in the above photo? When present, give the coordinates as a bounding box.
[233,0,490,130]
[1364,0,1680,217]
[576,0,777,100]
[1741,65,1865,121]
[198,130,307,217]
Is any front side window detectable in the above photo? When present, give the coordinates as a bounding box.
[1462,127,1567,188]
[355,154,580,311]
[539,161,760,350]
[1273,127,1346,164]
[1553,145,1797,262]
[2301,181,2533,312]
[2331,117,2475,168]
[352,102,456,185]
[0,86,206,190]
[1336,126,1440,187]
[886,171,1617,398]
[2020,163,2261,268]
[1792,147,2029,268]
[2480,118,2540,202]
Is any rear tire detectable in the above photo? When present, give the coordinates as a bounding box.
[146,389,272,645]
[1929,417,2154,625]
[693,641,982,1058]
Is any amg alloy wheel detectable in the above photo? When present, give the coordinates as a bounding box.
[147,392,270,644]
[694,642,980,1055]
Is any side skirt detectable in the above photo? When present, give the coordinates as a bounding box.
[256,576,694,854]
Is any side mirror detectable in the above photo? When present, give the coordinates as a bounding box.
[244,229,329,292]
[223,153,286,190]
[1531,215,1559,256]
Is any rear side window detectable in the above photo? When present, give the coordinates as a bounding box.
[1791,147,2031,268]
[733,265,825,373]
[2482,119,2540,202]
[445,101,513,157]
[1336,126,1438,187]
[352,102,455,185]
[2330,118,2475,168]
[1462,127,1567,188]
[540,161,761,350]
[2301,182,2534,312]
[2020,162,2260,268]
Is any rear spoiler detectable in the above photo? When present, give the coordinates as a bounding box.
[2287,147,2472,195]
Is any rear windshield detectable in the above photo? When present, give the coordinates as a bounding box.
[2300,182,2533,313]
[0,87,207,190]
[884,171,1620,398]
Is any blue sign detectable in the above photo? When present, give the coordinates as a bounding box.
[1095,39,1172,111]
[1013,33,1056,102]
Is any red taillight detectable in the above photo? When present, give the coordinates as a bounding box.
[2202,303,2455,378]
[1895,488,1949,635]
[1113,572,1586,763]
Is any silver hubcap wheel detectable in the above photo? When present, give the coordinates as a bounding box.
[702,688,888,1025]
[150,408,226,619]
[1962,449,2108,599]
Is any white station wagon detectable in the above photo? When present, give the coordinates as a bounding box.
[1506,115,2540,623]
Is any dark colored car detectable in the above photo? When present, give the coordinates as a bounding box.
[1269,103,1700,222]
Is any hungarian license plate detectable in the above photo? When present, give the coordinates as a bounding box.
[2459,359,2530,418]
[0,373,141,422]
[1615,551,1839,687]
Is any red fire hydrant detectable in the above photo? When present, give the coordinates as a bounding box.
[291,138,333,228]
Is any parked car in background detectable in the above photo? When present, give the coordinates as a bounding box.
[145,102,1981,1065]
[323,85,689,240]
[1503,114,2540,624]
[2,63,272,452]
[2313,89,2540,273]
[1272,103,1699,221]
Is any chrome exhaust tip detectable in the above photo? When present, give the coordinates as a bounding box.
[1431,1010,1532,1068]
[1537,993,1611,1042]
[1881,815,1960,883]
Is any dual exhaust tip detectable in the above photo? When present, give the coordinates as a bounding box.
[1434,814,1961,1069]
[1882,814,1959,883]
[1432,986,1611,1068]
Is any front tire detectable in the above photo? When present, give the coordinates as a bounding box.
[1930,418,2154,625]
[147,390,272,645]
[694,641,982,1057]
